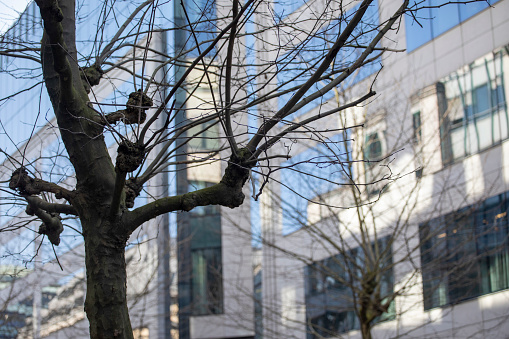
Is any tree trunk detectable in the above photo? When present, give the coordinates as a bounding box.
[83,218,133,339]
[360,322,373,339]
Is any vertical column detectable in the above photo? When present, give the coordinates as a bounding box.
[154,29,173,339]
[174,1,191,337]
[255,0,283,336]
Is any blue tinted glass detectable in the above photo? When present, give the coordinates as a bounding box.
[493,85,505,106]
[281,134,347,235]
[430,0,460,37]
[407,0,499,51]
[278,1,380,118]
[405,0,433,52]
[184,0,216,57]
[274,0,306,21]
[473,84,490,114]
[459,0,488,21]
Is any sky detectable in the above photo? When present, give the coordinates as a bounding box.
[0,0,31,34]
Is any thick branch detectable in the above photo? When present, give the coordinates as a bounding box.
[35,0,74,101]
[9,167,74,201]
[25,196,77,215]
[110,141,145,219]
[101,90,153,125]
[25,202,64,246]
[80,64,104,93]
[127,183,241,233]
[126,149,254,232]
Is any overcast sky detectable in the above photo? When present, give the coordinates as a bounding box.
[0,0,31,34]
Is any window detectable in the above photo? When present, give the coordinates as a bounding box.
[420,191,509,310]
[363,130,387,195]
[412,111,422,144]
[364,132,383,160]
[187,119,220,151]
[305,238,394,338]
[439,48,508,165]
[188,181,223,315]
[405,0,498,52]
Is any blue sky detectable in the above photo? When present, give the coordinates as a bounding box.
[0,0,31,34]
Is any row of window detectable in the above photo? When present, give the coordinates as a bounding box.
[420,190,509,310]
[304,189,509,336]
[439,48,508,165]
[405,0,498,52]
[280,49,508,236]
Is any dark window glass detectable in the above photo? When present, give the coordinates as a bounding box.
[191,247,223,315]
[305,238,394,338]
[473,84,490,115]
[188,181,223,315]
[420,191,509,310]
[364,131,385,195]
[365,132,382,161]
[412,111,422,143]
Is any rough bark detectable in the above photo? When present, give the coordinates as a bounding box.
[83,217,133,339]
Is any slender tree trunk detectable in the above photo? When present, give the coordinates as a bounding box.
[83,218,133,339]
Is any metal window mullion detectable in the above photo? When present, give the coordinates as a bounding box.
[484,57,495,145]
[470,63,482,152]
[498,50,509,140]
[455,74,469,158]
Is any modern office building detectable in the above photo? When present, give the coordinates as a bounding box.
[256,0,509,338]
[0,1,254,338]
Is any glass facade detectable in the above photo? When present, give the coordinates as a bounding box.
[305,237,394,338]
[280,134,347,235]
[405,0,498,52]
[420,191,509,310]
[276,1,380,120]
[188,181,223,316]
[439,48,508,165]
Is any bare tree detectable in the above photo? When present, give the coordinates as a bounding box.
[0,0,474,337]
